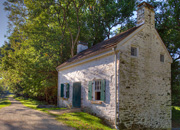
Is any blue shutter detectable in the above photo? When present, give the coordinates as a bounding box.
[88,81,92,100]
[100,79,106,101]
[61,84,64,97]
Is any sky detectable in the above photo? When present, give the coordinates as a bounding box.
[0,0,8,47]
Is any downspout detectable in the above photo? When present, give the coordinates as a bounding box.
[56,68,60,107]
[56,69,59,107]
[112,47,118,129]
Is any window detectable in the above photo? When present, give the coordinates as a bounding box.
[61,83,69,98]
[95,80,101,100]
[88,79,106,101]
[160,54,164,62]
[64,84,69,98]
[131,47,138,57]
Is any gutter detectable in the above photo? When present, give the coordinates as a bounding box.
[112,47,118,129]
[57,49,114,71]
[56,47,115,71]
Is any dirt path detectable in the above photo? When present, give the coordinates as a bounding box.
[0,97,75,130]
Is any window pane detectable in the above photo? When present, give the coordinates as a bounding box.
[64,84,66,98]
[131,47,137,56]
[94,80,102,100]
[95,80,101,91]
[66,91,68,97]
[99,81,100,88]
[160,54,164,62]
[95,92,101,100]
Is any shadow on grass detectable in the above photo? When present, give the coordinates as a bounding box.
[172,106,180,128]
[0,96,11,109]
[0,101,10,104]
[15,96,66,112]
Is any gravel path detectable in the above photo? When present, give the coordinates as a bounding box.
[0,97,75,130]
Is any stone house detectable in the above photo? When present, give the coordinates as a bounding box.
[56,2,172,130]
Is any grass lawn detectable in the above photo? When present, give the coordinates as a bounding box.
[15,96,114,130]
[172,106,180,128]
[14,96,65,113]
[56,112,114,130]
[0,95,11,109]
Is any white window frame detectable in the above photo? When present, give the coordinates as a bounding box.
[92,80,101,101]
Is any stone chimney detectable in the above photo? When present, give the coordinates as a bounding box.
[137,2,155,28]
[77,41,88,54]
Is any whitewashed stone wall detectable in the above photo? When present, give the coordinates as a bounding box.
[58,54,116,123]
[118,25,171,130]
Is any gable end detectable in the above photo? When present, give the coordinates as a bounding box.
[154,29,173,63]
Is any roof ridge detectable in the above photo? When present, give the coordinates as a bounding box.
[57,25,143,69]
[106,26,138,41]
[74,26,138,56]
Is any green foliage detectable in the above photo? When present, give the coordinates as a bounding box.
[0,80,5,93]
[172,106,180,127]
[84,0,136,42]
[0,96,11,109]
[172,84,180,105]
[0,80,9,94]
[0,0,136,104]
[1,0,179,105]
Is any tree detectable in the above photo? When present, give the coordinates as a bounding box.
[0,0,137,104]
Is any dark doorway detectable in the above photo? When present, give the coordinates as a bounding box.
[73,82,81,108]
